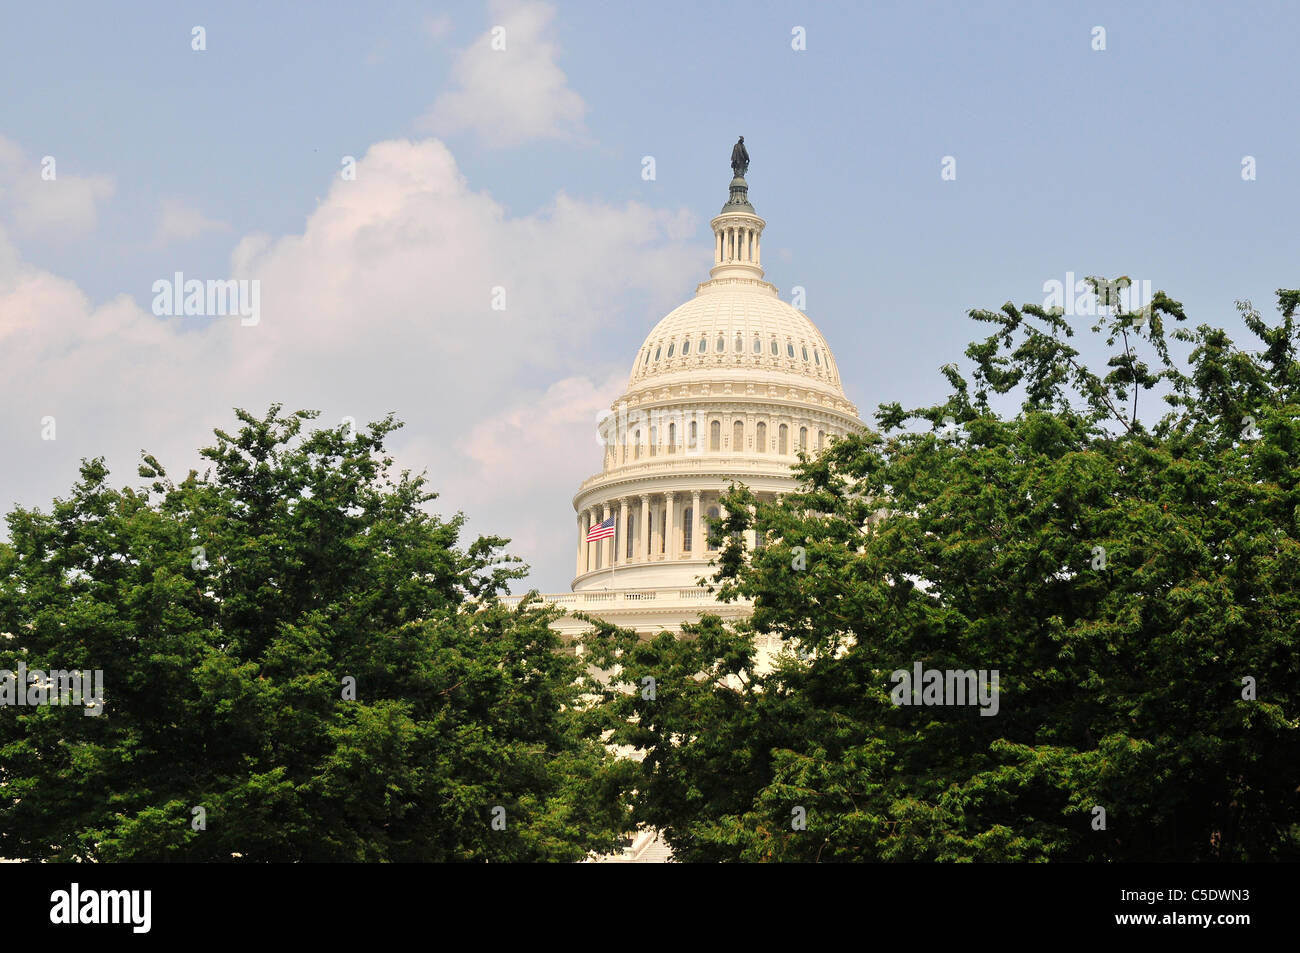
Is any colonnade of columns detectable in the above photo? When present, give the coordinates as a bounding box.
[714,224,760,267]
[576,489,747,575]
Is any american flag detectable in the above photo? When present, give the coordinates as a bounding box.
[586,515,616,542]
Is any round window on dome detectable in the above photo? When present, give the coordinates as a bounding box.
[786,343,795,358]
[683,338,690,355]
[802,346,809,361]
[667,342,675,358]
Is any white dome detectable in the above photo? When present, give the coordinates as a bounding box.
[571,159,864,593]
[629,278,845,397]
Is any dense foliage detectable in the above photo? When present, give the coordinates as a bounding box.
[0,406,629,861]
[584,288,1300,861]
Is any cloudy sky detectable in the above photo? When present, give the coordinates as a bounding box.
[2,0,1298,592]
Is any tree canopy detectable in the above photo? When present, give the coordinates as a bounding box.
[0,406,629,861]
[583,287,1300,862]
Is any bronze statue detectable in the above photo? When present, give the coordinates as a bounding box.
[731,136,749,177]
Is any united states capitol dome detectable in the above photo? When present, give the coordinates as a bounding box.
[629,284,845,396]
[571,146,864,593]
[623,170,853,412]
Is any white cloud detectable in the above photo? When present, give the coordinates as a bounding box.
[0,137,115,235]
[0,137,696,592]
[421,0,586,148]
[443,371,626,569]
[423,14,453,41]
[153,198,230,244]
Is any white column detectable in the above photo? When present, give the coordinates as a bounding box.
[601,502,612,569]
[576,512,586,576]
[640,494,650,561]
[588,506,599,571]
[617,498,628,566]
[691,490,702,557]
[664,491,676,560]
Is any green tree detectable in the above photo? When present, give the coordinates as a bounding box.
[583,288,1300,862]
[0,406,630,861]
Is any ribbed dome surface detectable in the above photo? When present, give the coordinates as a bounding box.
[628,279,844,392]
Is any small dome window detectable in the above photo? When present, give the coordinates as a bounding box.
[643,349,650,366]
[683,338,691,355]
[716,335,724,352]
[667,342,675,358]
[786,342,795,358]
[753,336,761,354]
[770,338,778,355]
[735,334,743,352]
[813,349,821,366]
[654,345,661,361]
[802,346,809,361]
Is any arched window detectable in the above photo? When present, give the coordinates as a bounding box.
[667,342,675,358]
[706,506,720,550]
[786,342,795,358]
[734,333,743,353]
[683,507,693,552]
[649,425,657,457]
[633,430,641,460]
[668,422,676,453]
[716,334,724,352]
[710,420,721,451]
[753,336,761,353]
[755,421,767,452]
[779,423,789,454]
[683,338,691,355]
[813,349,821,366]
[654,345,661,361]
[733,419,744,450]
[688,420,698,449]
[626,513,636,559]
[802,346,809,361]
[799,426,808,450]
[817,430,825,450]
[643,349,650,366]
[771,338,778,355]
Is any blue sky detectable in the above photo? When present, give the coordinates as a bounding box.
[2,0,1297,591]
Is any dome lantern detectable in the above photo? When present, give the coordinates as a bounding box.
[708,137,765,282]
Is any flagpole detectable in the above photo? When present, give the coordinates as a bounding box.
[610,520,616,586]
